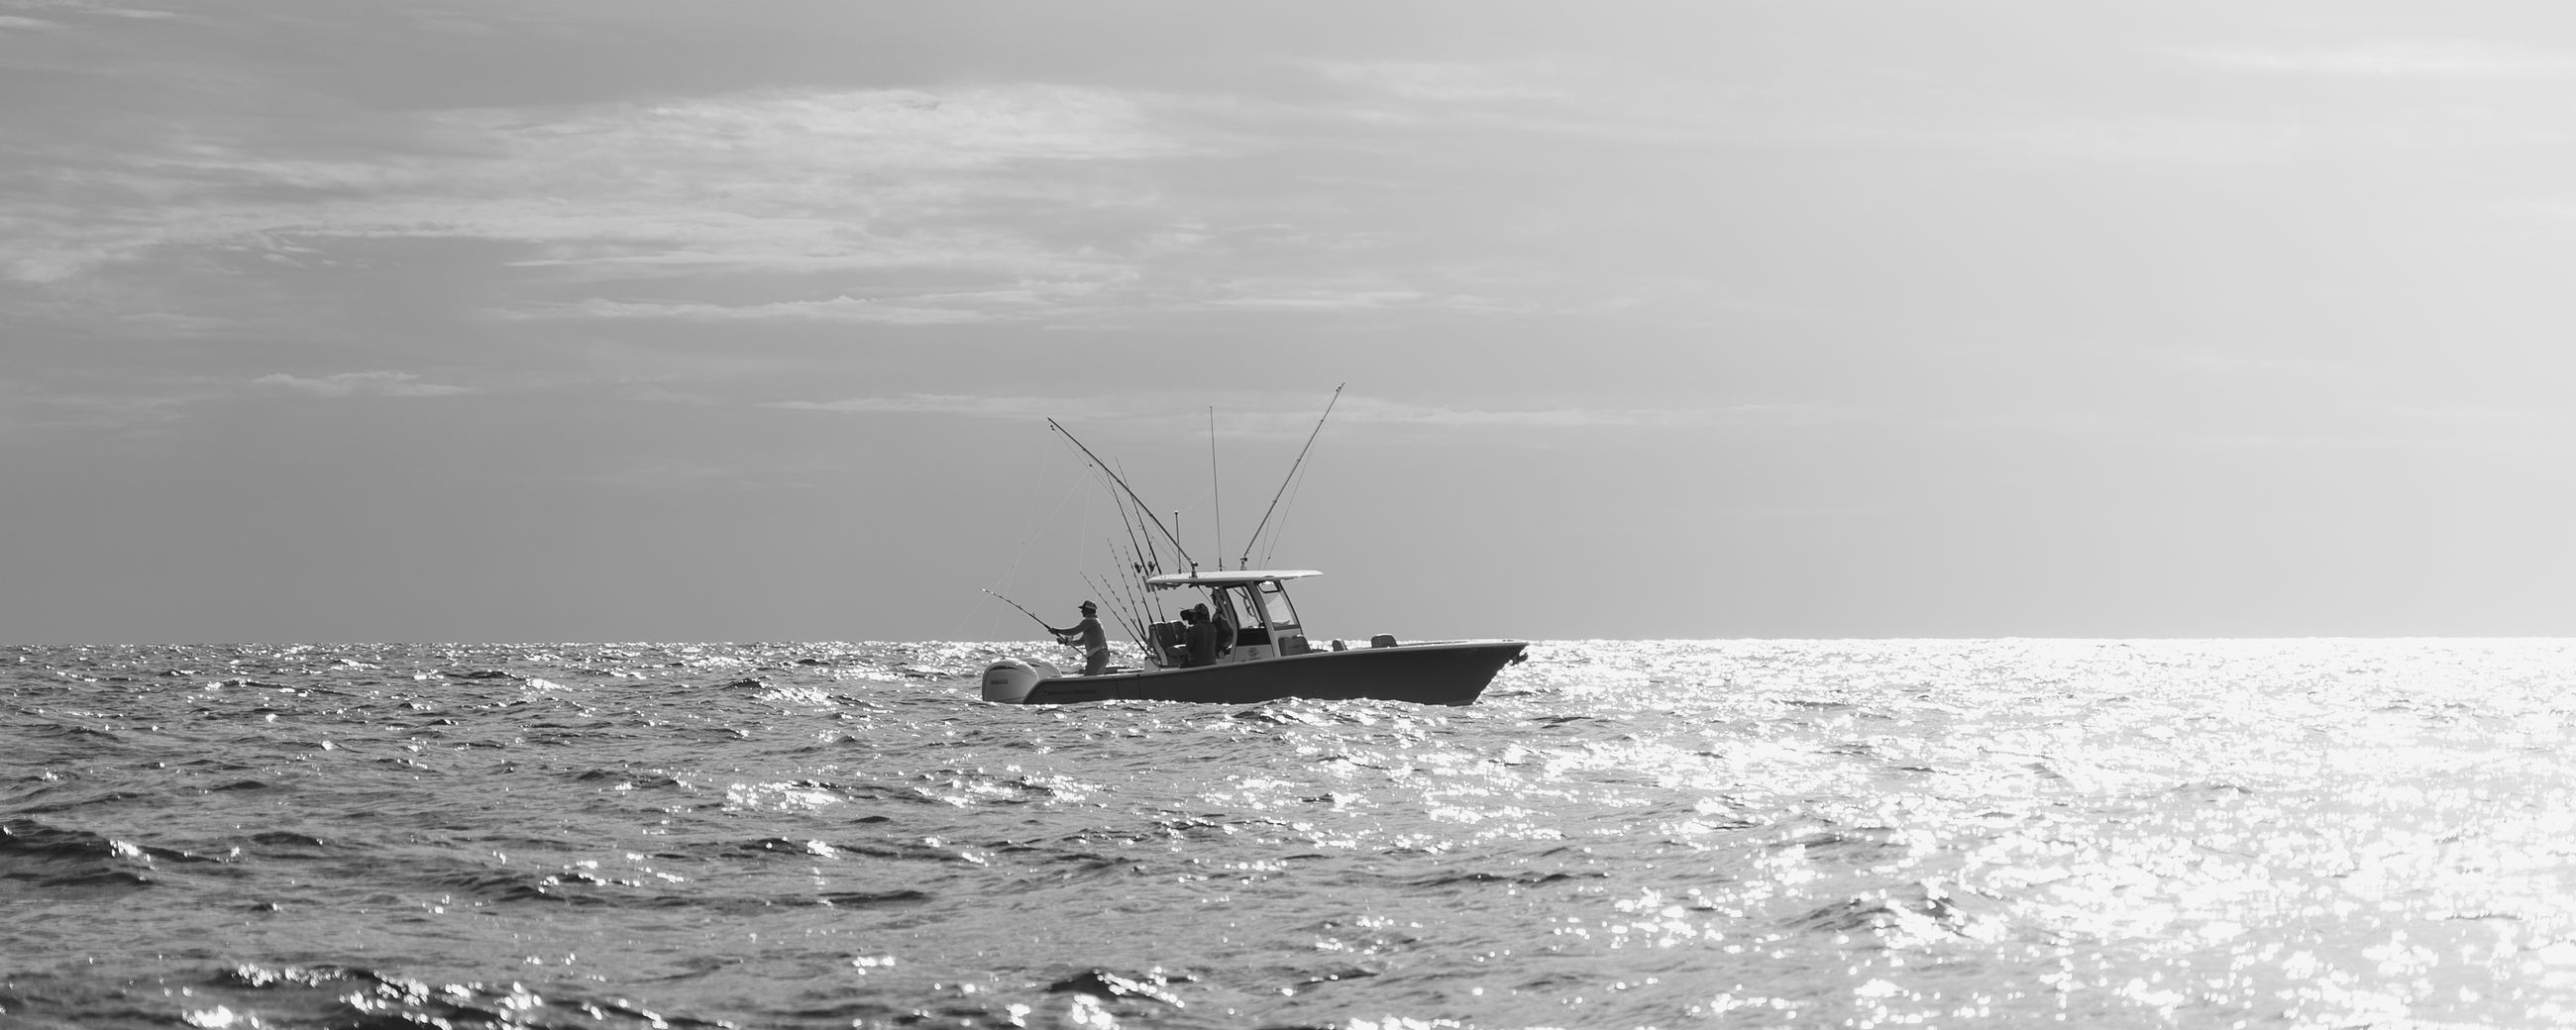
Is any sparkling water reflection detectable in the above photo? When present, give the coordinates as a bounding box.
[2,639,2571,1028]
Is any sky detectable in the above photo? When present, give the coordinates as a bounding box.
[6,1,2576,643]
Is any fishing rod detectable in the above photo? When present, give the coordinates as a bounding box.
[1049,418,1195,569]
[1097,540,1150,635]
[1209,406,1223,571]
[1100,534,1177,667]
[1083,571,1148,653]
[1054,430,1171,577]
[1109,531,1166,626]
[1048,430,1147,574]
[1240,382,1343,569]
[983,589,1054,634]
[1113,458,1160,575]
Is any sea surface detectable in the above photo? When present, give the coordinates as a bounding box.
[3,639,2572,1029]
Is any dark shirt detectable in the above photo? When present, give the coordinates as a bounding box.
[1184,619,1223,667]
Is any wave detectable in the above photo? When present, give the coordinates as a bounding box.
[198,964,735,1030]
[0,818,227,896]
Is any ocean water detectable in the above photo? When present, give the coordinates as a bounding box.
[2,639,2572,1030]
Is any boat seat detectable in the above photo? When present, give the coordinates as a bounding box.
[1150,621,1186,665]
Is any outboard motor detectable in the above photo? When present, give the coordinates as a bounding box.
[981,659,1050,703]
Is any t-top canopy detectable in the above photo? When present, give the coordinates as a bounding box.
[1143,569,1322,588]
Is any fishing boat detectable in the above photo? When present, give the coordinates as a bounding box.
[979,391,1529,706]
[981,569,1528,706]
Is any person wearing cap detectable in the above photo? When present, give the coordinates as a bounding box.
[1042,601,1111,675]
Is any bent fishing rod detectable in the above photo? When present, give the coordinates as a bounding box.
[983,589,1055,634]
[1048,418,1196,570]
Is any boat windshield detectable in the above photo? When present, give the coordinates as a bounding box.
[1206,588,1246,629]
[1185,580,1301,633]
[1254,579,1301,631]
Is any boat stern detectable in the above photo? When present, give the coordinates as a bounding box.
[980,658,1055,703]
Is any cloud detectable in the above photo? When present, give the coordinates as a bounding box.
[0,18,1785,346]
[1308,59,1573,105]
[763,391,1842,434]
[1199,286,1442,312]
[1283,56,1763,149]
[764,393,1075,419]
[253,371,470,397]
[2177,42,2576,80]
[612,382,715,405]
[1,1,176,18]
[2169,352,2355,378]
[1332,396,1755,430]
[0,375,192,434]
[503,288,1075,325]
[2,84,1193,286]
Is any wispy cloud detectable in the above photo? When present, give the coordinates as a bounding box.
[2177,41,2576,80]
[4,21,1756,339]
[2389,402,2576,445]
[764,391,1850,434]
[1199,286,1444,312]
[1307,59,1574,105]
[3,84,1192,287]
[1285,56,1763,149]
[612,382,716,405]
[2169,352,2355,378]
[1331,396,1814,431]
[0,376,192,434]
[254,371,470,397]
[502,286,1091,325]
[765,393,1074,419]
[514,296,993,325]
[0,1,177,19]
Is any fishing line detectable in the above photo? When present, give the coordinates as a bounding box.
[1246,383,1342,566]
[968,461,1087,638]
[1050,418,1193,568]
[1263,457,1313,566]
[992,468,1089,593]
[957,454,1087,643]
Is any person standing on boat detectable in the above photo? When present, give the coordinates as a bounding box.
[1044,601,1111,675]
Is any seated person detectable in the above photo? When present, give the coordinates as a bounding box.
[1206,598,1233,651]
[1183,604,1224,668]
